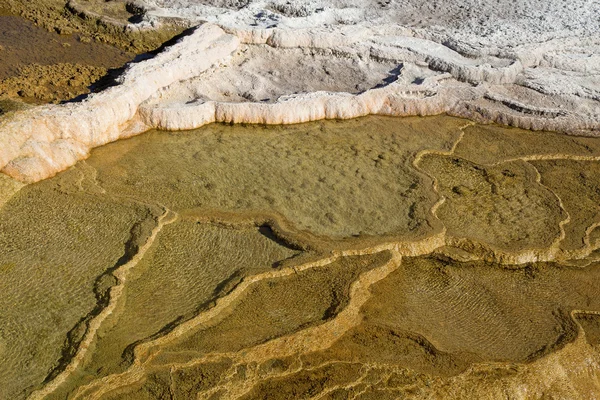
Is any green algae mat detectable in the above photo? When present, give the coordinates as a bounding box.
[1,115,600,399]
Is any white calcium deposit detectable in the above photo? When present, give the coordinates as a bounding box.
[1,0,599,182]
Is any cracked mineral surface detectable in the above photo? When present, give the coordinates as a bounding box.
[0,1,599,399]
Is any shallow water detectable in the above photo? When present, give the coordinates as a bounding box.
[0,8,133,104]
[1,115,600,399]
[0,12,131,80]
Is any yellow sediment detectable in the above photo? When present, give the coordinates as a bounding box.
[0,172,24,208]
[28,208,179,400]
[5,115,600,399]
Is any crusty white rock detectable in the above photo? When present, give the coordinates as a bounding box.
[0,0,598,182]
[0,23,239,182]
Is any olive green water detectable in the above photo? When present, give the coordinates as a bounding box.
[1,115,600,399]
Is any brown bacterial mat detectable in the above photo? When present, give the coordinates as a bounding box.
[1,115,600,399]
[0,8,135,104]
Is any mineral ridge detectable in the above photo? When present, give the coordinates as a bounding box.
[0,0,598,181]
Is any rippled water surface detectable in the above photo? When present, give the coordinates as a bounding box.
[2,115,600,399]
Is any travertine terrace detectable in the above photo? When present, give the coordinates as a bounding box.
[0,1,599,399]
[0,0,598,182]
[1,116,600,399]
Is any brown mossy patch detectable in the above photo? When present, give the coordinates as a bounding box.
[0,63,107,103]
[0,98,30,115]
[302,322,480,377]
[3,0,183,54]
[0,8,137,103]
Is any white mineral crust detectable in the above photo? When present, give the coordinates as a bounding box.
[1,0,598,182]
